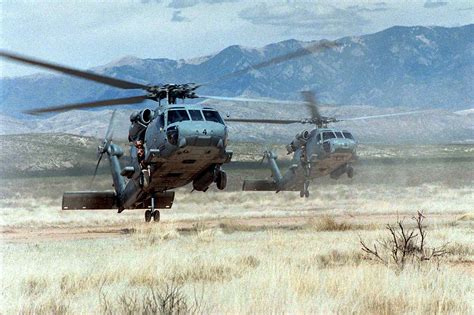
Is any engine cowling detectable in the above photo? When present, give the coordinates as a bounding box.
[286,130,310,154]
[129,108,153,141]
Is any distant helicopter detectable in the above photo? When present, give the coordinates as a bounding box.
[0,41,339,222]
[226,91,428,197]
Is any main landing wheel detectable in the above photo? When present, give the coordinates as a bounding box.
[145,210,152,222]
[152,210,160,222]
[216,170,227,190]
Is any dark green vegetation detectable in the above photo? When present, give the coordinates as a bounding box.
[0,134,472,202]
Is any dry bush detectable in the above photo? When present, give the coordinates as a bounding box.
[21,277,48,296]
[19,297,70,315]
[236,255,260,269]
[169,262,234,284]
[306,215,356,231]
[360,211,448,269]
[100,280,205,315]
[218,220,259,234]
[132,225,180,246]
[457,213,474,221]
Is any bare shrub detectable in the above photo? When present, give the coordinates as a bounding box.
[100,280,205,315]
[360,211,448,269]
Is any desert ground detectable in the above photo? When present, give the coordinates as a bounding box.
[0,135,473,314]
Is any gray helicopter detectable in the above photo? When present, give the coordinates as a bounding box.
[0,41,339,221]
[226,92,428,198]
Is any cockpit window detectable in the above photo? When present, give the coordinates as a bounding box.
[203,110,224,124]
[322,131,336,141]
[335,131,344,138]
[167,110,190,124]
[189,110,204,121]
[316,134,321,142]
[343,132,354,140]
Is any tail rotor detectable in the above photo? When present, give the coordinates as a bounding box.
[90,110,117,186]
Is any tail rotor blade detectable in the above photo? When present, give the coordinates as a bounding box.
[90,153,104,187]
[105,110,117,142]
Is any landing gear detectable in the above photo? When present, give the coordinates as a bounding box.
[152,210,160,222]
[145,210,152,222]
[216,170,227,190]
[144,195,160,222]
[347,165,354,178]
[300,180,310,198]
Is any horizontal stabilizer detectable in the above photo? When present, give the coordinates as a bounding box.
[62,191,117,210]
[243,180,277,191]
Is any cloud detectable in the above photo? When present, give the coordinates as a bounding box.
[424,0,448,8]
[168,0,239,9]
[238,3,369,37]
[171,10,189,22]
[347,2,389,13]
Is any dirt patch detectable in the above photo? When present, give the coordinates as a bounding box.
[0,213,460,244]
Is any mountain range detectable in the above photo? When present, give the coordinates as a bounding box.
[0,24,473,144]
[1,24,473,114]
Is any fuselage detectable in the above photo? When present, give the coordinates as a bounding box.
[304,128,357,178]
[120,104,232,209]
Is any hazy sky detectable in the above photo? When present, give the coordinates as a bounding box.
[1,0,472,77]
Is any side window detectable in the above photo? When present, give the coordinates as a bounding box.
[189,110,204,121]
[323,132,336,141]
[316,133,321,142]
[335,131,344,138]
[203,110,224,124]
[343,132,354,140]
[167,110,190,124]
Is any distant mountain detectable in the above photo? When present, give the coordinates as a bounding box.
[1,24,473,115]
[1,104,472,144]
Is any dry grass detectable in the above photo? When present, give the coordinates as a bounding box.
[1,212,473,314]
[1,144,473,313]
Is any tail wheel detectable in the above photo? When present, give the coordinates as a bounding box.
[216,170,227,190]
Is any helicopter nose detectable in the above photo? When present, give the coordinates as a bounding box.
[325,138,356,153]
[175,121,227,148]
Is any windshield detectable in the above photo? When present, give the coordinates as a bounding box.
[322,131,336,141]
[343,132,355,140]
[203,110,224,124]
[167,110,190,124]
[189,110,204,121]
[335,131,344,138]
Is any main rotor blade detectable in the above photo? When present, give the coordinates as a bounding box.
[24,95,149,115]
[200,95,305,105]
[0,50,149,90]
[301,91,322,121]
[341,110,435,121]
[225,118,302,124]
[207,40,340,85]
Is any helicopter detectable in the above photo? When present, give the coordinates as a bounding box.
[226,91,429,198]
[0,40,340,222]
